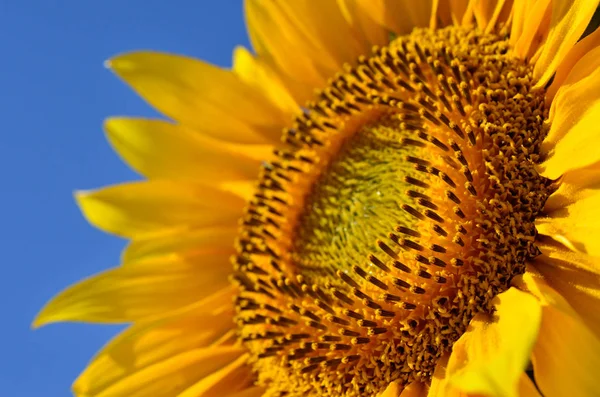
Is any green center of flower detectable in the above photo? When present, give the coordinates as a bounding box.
[292,117,421,280]
[233,26,552,396]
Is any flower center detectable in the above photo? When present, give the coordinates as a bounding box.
[233,26,552,396]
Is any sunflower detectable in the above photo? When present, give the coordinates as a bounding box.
[35,1,600,396]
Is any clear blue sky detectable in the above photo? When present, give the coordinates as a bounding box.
[1,1,249,395]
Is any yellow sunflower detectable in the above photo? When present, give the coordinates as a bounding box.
[35,1,600,396]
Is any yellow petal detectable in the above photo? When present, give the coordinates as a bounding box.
[248,0,390,105]
[471,0,496,29]
[399,382,426,397]
[533,0,600,87]
[517,375,542,397]
[379,381,402,397]
[472,0,512,33]
[536,185,600,256]
[427,354,469,397]
[218,180,258,202]
[518,270,600,397]
[509,0,530,47]
[277,1,367,69]
[540,44,600,179]
[545,23,600,101]
[530,245,600,339]
[225,387,265,397]
[446,288,541,397]
[33,254,233,326]
[543,161,600,212]
[356,0,432,34]
[72,289,235,396]
[83,346,244,397]
[232,46,298,120]
[512,0,553,60]
[107,51,277,144]
[122,226,237,264]
[75,180,244,238]
[380,381,426,397]
[436,0,471,27]
[177,354,252,397]
[105,118,263,182]
[244,0,329,102]
[336,0,389,49]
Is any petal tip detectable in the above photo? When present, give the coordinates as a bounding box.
[32,302,58,329]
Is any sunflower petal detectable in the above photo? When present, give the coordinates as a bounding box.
[107,51,276,144]
[71,289,236,396]
[177,354,252,397]
[530,246,600,339]
[336,0,389,49]
[380,380,426,397]
[517,375,542,397]
[518,270,600,397]
[33,254,233,325]
[82,346,244,397]
[512,0,552,56]
[510,0,530,47]
[244,0,329,102]
[122,226,237,264]
[232,46,298,120]
[226,387,265,397]
[427,354,469,397]
[533,0,600,87]
[105,118,262,182]
[471,0,496,29]
[536,184,600,256]
[379,381,402,397]
[472,0,512,33]
[75,180,244,238]
[276,1,367,69]
[545,24,600,101]
[446,288,541,397]
[399,381,426,397]
[543,162,600,212]
[540,45,600,179]
[355,0,432,35]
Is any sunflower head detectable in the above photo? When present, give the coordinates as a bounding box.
[35,1,600,397]
[233,25,553,396]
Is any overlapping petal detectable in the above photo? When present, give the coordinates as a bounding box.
[105,118,265,183]
[471,0,513,33]
[537,162,600,256]
[71,289,237,396]
[336,0,389,50]
[536,187,600,256]
[177,354,253,397]
[518,270,600,397]
[108,52,281,144]
[543,162,600,211]
[75,180,244,238]
[541,44,600,178]
[232,46,298,120]
[530,246,600,339]
[546,25,600,101]
[444,288,541,397]
[122,226,237,264]
[34,254,233,325]
[245,1,336,102]
[533,0,600,87]
[355,0,432,34]
[511,0,552,58]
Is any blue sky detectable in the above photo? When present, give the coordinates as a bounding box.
[2,1,249,395]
